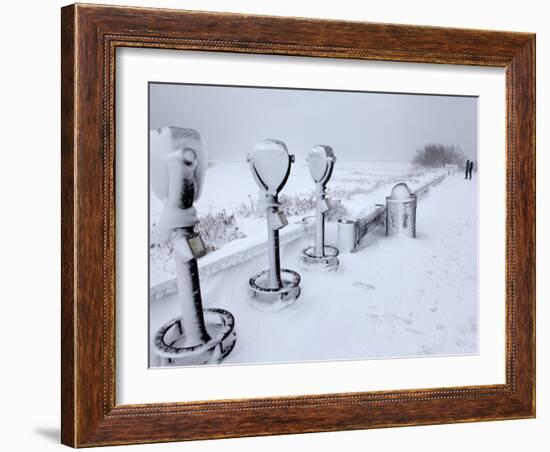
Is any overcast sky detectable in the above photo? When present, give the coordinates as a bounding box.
[149,83,477,163]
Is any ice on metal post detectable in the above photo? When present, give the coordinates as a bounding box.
[301,145,339,271]
[247,139,301,311]
[385,182,417,238]
[150,127,236,366]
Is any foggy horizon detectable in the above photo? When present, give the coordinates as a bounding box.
[149,83,478,163]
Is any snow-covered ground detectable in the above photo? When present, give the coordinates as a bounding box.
[149,160,442,287]
[149,166,478,367]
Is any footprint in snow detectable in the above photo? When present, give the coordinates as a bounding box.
[405,328,424,335]
[382,313,412,325]
[353,282,376,290]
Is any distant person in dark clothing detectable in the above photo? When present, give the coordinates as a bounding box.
[468,161,474,179]
[465,159,470,179]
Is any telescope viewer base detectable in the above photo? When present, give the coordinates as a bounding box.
[248,268,301,311]
[153,308,236,366]
[300,245,339,272]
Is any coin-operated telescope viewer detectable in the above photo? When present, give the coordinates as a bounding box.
[150,127,236,366]
[247,139,301,311]
[301,145,339,271]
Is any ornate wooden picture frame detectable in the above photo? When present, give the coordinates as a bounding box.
[61,3,535,447]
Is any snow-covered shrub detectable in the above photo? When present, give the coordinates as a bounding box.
[150,210,246,277]
[328,178,390,201]
[232,168,428,224]
[196,210,246,251]
[149,227,176,278]
[234,192,350,220]
[234,195,263,218]
[279,193,316,217]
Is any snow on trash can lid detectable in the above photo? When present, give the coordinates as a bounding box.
[389,182,413,200]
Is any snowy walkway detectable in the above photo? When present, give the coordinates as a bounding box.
[149,175,478,367]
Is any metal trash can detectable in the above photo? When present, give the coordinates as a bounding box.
[445,163,458,176]
[385,183,417,238]
[337,218,357,253]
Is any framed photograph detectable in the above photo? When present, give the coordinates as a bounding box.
[61,4,535,447]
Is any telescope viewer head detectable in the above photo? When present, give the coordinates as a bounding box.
[307,145,336,186]
[247,139,294,196]
[150,127,208,204]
